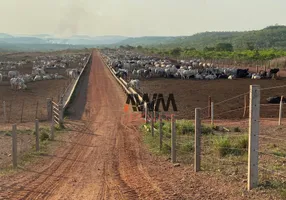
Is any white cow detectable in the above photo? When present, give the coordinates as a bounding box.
[127,79,140,90]
[8,71,20,78]
[34,75,42,81]
[10,77,27,90]
[66,69,78,79]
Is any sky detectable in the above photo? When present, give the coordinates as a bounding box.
[0,0,285,37]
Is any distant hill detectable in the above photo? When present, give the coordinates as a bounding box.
[114,25,286,50]
[1,25,286,51]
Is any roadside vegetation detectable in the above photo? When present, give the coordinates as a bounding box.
[140,119,286,199]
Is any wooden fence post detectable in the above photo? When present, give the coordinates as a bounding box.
[47,98,52,121]
[159,113,163,150]
[59,103,64,126]
[279,96,283,126]
[248,85,260,190]
[50,115,55,141]
[35,101,39,119]
[3,101,6,123]
[151,111,154,137]
[144,102,147,123]
[243,94,248,118]
[12,124,17,168]
[194,108,201,172]
[211,102,214,126]
[171,114,176,163]
[208,96,211,118]
[35,119,39,151]
[20,100,24,123]
[8,101,12,123]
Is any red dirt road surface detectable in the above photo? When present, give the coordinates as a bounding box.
[0,50,274,199]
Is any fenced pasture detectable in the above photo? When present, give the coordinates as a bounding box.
[140,78,286,120]
[0,50,92,169]
[0,50,90,123]
[101,50,286,198]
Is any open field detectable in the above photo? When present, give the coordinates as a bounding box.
[140,78,286,120]
[0,49,90,123]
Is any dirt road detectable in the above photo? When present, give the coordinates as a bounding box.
[0,50,273,199]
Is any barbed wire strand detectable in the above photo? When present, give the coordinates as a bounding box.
[258,166,286,179]
[260,84,286,91]
[257,150,286,160]
[259,135,286,142]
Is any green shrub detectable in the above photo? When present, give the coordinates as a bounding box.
[202,126,213,134]
[40,132,50,142]
[233,127,241,132]
[179,141,194,153]
[176,120,194,134]
[214,136,232,157]
[235,134,248,149]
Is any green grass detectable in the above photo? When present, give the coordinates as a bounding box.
[0,124,66,176]
[212,134,248,157]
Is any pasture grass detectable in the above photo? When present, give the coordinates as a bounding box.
[0,125,65,176]
[141,119,214,163]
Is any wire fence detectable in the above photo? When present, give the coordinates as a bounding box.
[141,83,286,193]
[0,78,75,124]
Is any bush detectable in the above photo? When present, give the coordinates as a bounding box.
[213,134,248,157]
[179,141,194,153]
[176,120,194,134]
[235,134,248,149]
[202,126,213,134]
[214,136,232,157]
[40,132,50,141]
[233,127,241,132]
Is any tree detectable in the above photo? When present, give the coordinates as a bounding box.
[170,47,182,57]
[246,42,255,51]
[215,43,233,52]
[204,46,215,51]
[136,45,143,50]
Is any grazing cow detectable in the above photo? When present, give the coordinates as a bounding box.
[127,79,140,90]
[228,75,236,79]
[8,70,20,78]
[251,74,261,79]
[236,69,249,78]
[10,77,27,90]
[267,96,285,104]
[115,69,128,80]
[66,69,78,79]
[269,68,279,79]
[34,75,42,81]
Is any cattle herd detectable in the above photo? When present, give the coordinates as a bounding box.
[0,54,89,90]
[101,49,280,90]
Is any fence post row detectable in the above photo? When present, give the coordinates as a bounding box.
[248,85,260,191]
[208,96,211,118]
[47,98,52,121]
[171,114,176,163]
[35,119,40,151]
[278,95,283,126]
[159,113,163,150]
[151,111,154,137]
[12,124,17,168]
[50,114,55,141]
[3,101,7,123]
[211,102,214,126]
[144,102,147,123]
[194,108,201,172]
